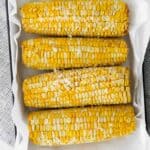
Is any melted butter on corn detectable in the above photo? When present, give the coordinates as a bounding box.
[22,38,128,70]
[23,67,131,108]
[28,105,136,146]
[21,0,128,37]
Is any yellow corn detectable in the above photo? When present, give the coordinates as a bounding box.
[23,67,131,108]
[28,105,136,146]
[21,0,128,37]
[22,38,128,70]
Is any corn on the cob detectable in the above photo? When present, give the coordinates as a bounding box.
[28,105,136,146]
[23,67,131,108]
[22,38,128,70]
[21,0,128,37]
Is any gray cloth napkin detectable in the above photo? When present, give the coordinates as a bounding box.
[0,0,15,145]
[143,39,150,135]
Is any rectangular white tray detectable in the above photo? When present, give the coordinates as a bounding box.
[8,0,150,149]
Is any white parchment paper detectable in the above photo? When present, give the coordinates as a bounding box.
[8,0,150,150]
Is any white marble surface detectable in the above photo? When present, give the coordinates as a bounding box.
[0,0,15,146]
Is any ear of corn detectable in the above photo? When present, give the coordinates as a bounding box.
[23,67,131,108]
[28,105,136,146]
[22,38,128,70]
[21,0,128,37]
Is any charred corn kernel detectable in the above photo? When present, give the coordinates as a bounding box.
[22,38,128,70]
[28,105,136,146]
[23,67,131,108]
[21,0,128,37]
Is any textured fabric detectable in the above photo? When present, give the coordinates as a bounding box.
[0,0,15,145]
[143,40,150,135]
